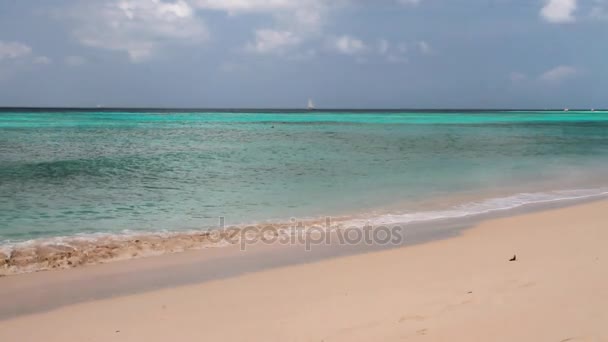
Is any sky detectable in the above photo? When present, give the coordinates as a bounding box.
[0,0,607,108]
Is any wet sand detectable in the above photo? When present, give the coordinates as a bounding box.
[0,200,607,341]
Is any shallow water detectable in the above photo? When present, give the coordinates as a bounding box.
[1,110,608,246]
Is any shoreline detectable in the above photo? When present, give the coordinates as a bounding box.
[0,198,607,340]
[2,186,606,277]
[0,196,606,319]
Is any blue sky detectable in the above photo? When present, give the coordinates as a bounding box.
[0,0,607,108]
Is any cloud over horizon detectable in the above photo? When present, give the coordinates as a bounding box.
[540,0,578,23]
[539,65,579,83]
[65,0,208,61]
[0,0,604,108]
[0,41,32,61]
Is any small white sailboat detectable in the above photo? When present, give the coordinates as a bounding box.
[564,108,569,112]
[307,98,316,111]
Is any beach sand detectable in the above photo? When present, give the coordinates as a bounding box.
[0,200,607,341]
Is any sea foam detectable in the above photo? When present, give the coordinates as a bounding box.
[1,187,607,276]
[344,188,608,227]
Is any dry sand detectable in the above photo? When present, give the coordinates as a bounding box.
[0,200,607,341]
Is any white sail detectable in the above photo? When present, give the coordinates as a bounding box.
[307,99,315,110]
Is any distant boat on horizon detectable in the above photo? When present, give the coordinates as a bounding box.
[307,99,316,111]
[564,108,569,112]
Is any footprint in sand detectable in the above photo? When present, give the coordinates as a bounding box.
[416,329,428,335]
[398,315,426,323]
[519,281,536,288]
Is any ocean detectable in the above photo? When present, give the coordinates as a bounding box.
[1,110,608,272]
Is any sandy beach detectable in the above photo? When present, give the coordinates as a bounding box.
[0,200,607,341]
[3,2,608,340]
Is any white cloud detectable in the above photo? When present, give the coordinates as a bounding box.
[417,40,431,54]
[192,1,334,58]
[0,41,51,80]
[377,39,389,55]
[194,0,420,31]
[375,39,408,63]
[287,48,317,61]
[509,71,527,82]
[246,29,301,54]
[539,65,578,82]
[65,55,86,66]
[67,0,208,62]
[590,3,608,20]
[61,0,426,61]
[194,0,307,13]
[0,41,50,66]
[195,0,332,33]
[540,0,577,23]
[34,56,52,65]
[199,1,426,59]
[386,54,408,64]
[218,1,340,57]
[331,35,366,55]
[325,36,415,62]
[0,41,32,60]
[396,42,407,53]
[397,0,421,5]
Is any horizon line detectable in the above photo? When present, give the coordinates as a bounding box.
[0,106,605,112]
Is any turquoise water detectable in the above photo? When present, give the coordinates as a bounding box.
[1,110,608,244]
